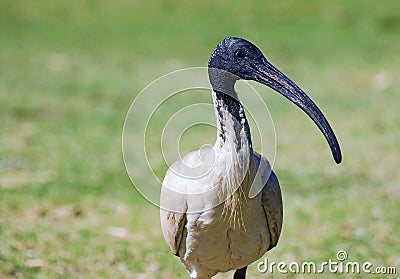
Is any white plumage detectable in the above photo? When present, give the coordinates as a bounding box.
[160,37,341,279]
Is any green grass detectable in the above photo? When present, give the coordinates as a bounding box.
[1,0,399,278]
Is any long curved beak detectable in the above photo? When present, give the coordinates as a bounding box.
[252,58,342,164]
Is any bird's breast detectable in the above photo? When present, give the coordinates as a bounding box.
[182,193,270,273]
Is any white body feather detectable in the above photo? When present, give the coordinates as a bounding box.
[160,90,282,279]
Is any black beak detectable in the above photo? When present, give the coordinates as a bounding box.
[252,58,342,164]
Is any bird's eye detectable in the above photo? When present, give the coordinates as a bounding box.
[234,49,246,59]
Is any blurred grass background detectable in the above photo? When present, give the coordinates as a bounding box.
[0,0,399,278]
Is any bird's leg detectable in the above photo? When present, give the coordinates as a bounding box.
[233,266,247,279]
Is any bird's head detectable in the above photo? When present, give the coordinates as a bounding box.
[208,37,342,164]
[208,37,266,81]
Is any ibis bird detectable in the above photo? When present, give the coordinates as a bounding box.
[160,37,341,279]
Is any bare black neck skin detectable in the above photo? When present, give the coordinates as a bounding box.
[209,70,253,154]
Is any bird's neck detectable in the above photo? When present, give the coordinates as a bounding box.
[212,89,253,155]
[212,88,253,228]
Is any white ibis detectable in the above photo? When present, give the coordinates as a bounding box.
[160,37,342,279]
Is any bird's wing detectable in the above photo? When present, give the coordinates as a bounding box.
[160,205,186,256]
[261,170,283,250]
[160,162,190,257]
[160,147,216,256]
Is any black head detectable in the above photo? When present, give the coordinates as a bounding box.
[208,37,267,81]
[208,37,342,164]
